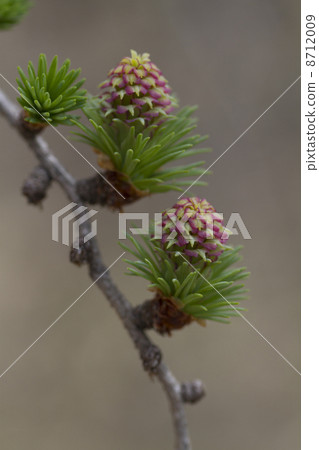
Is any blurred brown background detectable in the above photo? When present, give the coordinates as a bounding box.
[0,0,300,449]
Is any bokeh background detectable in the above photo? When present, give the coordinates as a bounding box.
[0,1,300,449]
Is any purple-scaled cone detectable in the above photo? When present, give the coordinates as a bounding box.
[161,197,230,261]
[100,50,176,126]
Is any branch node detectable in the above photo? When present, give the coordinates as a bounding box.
[141,344,162,373]
[19,110,47,136]
[70,239,92,266]
[181,379,206,404]
[22,165,52,205]
[133,296,193,335]
[133,299,155,330]
[76,170,148,210]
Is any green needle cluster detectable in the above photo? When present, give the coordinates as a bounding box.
[17,54,86,126]
[73,103,210,194]
[122,234,249,323]
[0,0,31,30]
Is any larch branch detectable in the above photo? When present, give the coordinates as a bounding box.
[0,88,205,450]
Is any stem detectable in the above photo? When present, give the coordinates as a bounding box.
[0,88,205,450]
